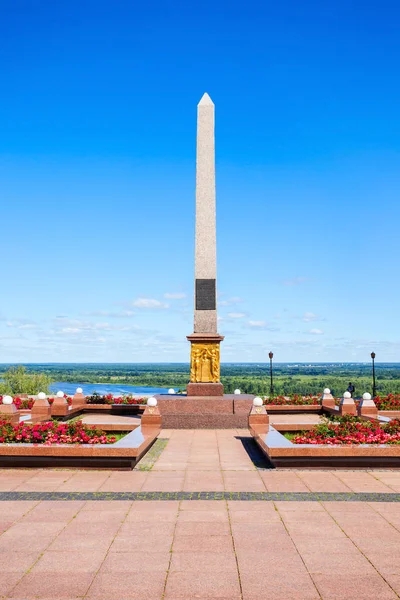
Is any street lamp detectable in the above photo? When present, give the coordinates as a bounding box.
[371,352,376,398]
[268,351,274,397]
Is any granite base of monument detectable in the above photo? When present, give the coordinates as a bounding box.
[186,382,224,396]
[155,394,255,429]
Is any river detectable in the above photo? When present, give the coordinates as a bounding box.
[49,382,172,396]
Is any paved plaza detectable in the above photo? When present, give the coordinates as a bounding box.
[1,429,400,599]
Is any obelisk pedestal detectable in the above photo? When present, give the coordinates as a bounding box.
[186,333,224,396]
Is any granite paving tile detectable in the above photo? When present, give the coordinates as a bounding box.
[335,472,394,493]
[274,500,325,514]
[98,471,148,492]
[384,574,400,596]
[0,520,15,534]
[100,551,170,572]
[13,473,74,492]
[177,509,228,522]
[183,471,224,491]
[8,572,95,599]
[57,473,111,492]
[140,471,185,492]
[30,549,106,573]
[80,499,133,511]
[179,500,226,510]
[231,521,293,538]
[299,545,379,575]
[48,532,113,552]
[60,520,121,537]
[71,509,126,524]
[0,550,41,572]
[86,571,166,599]
[311,573,397,599]
[172,534,234,554]
[19,500,85,522]
[240,570,319,600]
[110,532,173,553]
[0,500,38,520]
[296,471,352,492]
[223,471,266,492]
[235,549,306,572]
[118,520,175,536]
[260,471,310,492]
[321,500,376,514]
[126,500,179,523]
[174,520,230,536]
[169,551,237,572]
[0,522,65,553]
[0,572,26,597]
[164,571,241,599]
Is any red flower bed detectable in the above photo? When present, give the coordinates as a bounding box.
[0,395,72,410]
[86,393,147,405]
[0,396,34,409]
[265,394,321,406]
[374,394,400,411]
[0,419,116,445]
[293,415,400,445]
[333,394,400,410]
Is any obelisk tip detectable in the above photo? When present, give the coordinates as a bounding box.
[198,93,214,106]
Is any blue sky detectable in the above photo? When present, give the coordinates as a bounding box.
[1,0,399,363]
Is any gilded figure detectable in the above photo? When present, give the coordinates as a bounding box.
[190,343,220,383]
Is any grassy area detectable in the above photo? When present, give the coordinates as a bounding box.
[283,432,306,441]
[111,432,127,442]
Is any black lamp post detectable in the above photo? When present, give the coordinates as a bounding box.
[268,351,274,397]
[371,352,376,398]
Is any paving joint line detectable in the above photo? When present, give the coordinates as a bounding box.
[161,499,182,599]
[83,499,132,598]
[275,500,323,599]
[226,498,244,600]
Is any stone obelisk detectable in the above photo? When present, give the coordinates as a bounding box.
[187,93,224,396]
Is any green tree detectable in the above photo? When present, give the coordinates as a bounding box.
[0,366,51,395]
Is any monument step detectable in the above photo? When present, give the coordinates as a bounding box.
[160,414,249,429]
[156,397,234,415]
[155,395,254,416]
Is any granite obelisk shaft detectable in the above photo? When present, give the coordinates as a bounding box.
[187,93,223,395]
[194,93,217,333]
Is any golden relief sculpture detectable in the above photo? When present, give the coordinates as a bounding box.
[190,343,220,383]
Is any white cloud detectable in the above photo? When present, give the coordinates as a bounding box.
[303,312,318,322]
[54,318,140,334]
[60,327,81,334]
[310,328,324,335]
[164,292,186,299]
[132,298,169,309]
[228,312,246,319]
[218,297,243,307]
[248,320,267,328]
[244,320,280,332]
